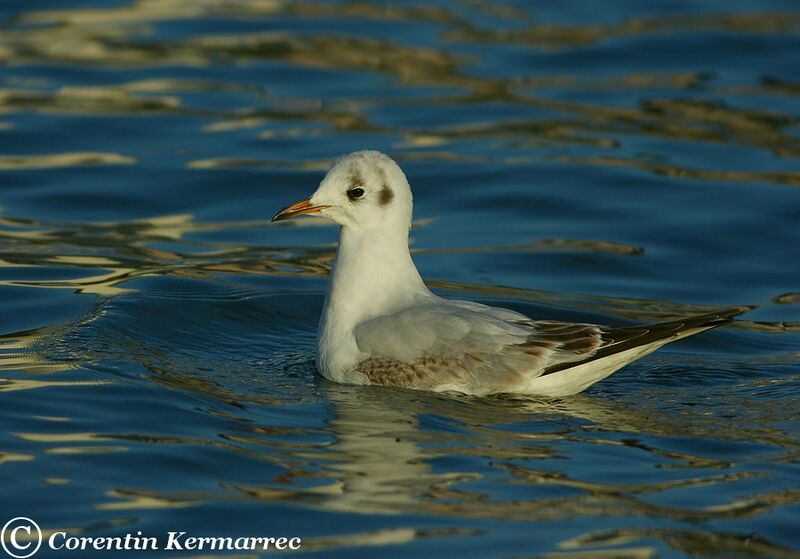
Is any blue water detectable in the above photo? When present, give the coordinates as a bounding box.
[1,1,799,557]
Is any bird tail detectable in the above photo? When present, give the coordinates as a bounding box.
[527,306,750,397]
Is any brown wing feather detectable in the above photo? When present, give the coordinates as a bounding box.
[356,354,467,389]
[522,321,604,359]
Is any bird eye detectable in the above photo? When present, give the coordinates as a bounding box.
[348,187,365,200]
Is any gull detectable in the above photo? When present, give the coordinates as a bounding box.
[272,151,746,397]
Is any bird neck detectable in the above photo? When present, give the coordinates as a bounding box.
[321,224,429,330]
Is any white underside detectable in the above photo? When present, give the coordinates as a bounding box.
[516,341,665,397]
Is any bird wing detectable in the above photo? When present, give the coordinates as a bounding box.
[352,300,604,394]
[353,303,746,395]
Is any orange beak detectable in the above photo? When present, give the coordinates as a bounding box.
[271,198,330,222]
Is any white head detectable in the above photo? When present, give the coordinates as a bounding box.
[272,151,413,231]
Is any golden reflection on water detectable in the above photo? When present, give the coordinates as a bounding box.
[447,11,800,48]
[0,451,34,464]
[46,445,129,455]
[0,86,181,116]
[0,378,111,392]
[0,153,136,170]
[97,489,200,511]
[557,528,799,559]
[559,155,800,187]
[43,477,71,485]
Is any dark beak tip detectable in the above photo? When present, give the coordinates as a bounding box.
[271,206,296,223]
[270,198,324,223]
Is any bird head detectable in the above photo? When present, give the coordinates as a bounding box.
[272,150,413,231]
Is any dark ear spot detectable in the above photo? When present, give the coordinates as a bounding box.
[379,186,394,206]
[375,166,394,207]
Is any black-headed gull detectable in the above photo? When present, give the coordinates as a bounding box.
[273,150,745,397]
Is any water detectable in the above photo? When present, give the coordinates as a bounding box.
[1,0,799,557]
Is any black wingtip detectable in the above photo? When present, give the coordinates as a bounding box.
[671,305,752,331]
[538,305,752,379]
[707,305,753,323]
